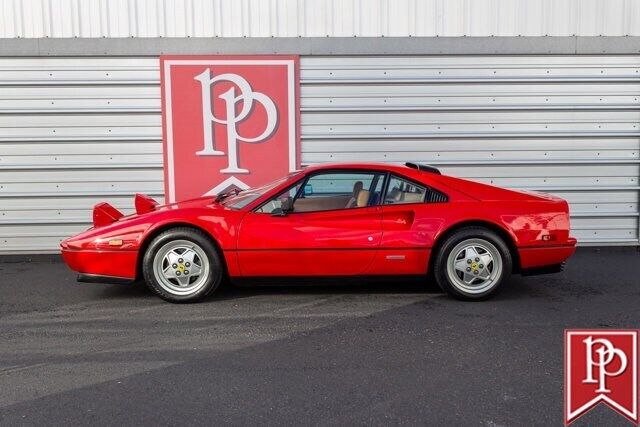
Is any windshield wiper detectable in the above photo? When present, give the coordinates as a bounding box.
[214,188,242,203]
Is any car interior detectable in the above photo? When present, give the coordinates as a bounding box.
[256,171,430,215]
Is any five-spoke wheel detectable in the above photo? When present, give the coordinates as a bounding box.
[433,227,512,300]
[153,240,209,296]
[143,228,223,303]
[447,239,502,295]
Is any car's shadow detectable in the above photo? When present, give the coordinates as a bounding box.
[97,273,551,303]
[99,277,443,302]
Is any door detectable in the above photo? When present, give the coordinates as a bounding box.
[370,174,438,275]
[236,171,384,276]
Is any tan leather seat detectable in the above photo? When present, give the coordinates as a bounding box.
[356,189,370,207]
[401,192,424,203]
[346,181,364,208]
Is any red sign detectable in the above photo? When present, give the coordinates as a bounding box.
[565,329,639,425]
[160,55,300,202]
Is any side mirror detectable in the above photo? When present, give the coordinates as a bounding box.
[271,196,292,217]
[280,196,293,212]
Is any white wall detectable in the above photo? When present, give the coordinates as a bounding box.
[1,0,639,38]
[1,54,639,252]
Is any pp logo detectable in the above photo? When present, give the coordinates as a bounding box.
[565,330,639,425]
[194,70,277,174]
[160,56,299,202]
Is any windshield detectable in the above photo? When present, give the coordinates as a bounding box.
[219,172,301,210]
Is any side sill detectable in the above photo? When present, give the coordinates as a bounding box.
[77,273,135,285]
[231,275,426,287]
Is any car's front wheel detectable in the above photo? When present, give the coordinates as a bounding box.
[142,227,223,303]
[433,227,512,301]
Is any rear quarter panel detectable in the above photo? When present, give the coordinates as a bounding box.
[490,199,572,247]
[374,175,573,275]
[423,173,573,248]
[433,198,575,271]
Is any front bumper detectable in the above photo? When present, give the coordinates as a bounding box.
[61,246,138,281]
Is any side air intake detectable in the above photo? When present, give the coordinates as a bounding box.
[426,190,448,203]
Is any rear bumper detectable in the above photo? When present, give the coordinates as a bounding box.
[60,247,138,280]
[518,238,577,270]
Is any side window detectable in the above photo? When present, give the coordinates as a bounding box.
[384,175,427,205]
[294,172,383,213]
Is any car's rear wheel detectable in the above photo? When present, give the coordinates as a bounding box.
[142,228,223,303]
[433,227,512,301]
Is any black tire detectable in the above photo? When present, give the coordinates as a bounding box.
[142,227,223,303]
[433,226,512,301]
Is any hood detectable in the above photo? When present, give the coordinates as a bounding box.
[157,196,219,211]
[92,195,222,228]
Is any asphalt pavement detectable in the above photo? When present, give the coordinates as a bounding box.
[0,247,638,426]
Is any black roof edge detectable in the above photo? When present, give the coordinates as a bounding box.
[404,162,441,175]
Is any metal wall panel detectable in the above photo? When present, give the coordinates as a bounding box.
[300,55,640,246]
[0,54,638,253]
[2,0,640,38]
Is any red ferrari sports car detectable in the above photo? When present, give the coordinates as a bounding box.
[61,162,576,302]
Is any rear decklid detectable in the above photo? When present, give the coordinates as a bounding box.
[433,175,558,202]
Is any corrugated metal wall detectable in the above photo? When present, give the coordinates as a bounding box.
[2,0,640,38]
[1,55,639,253]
